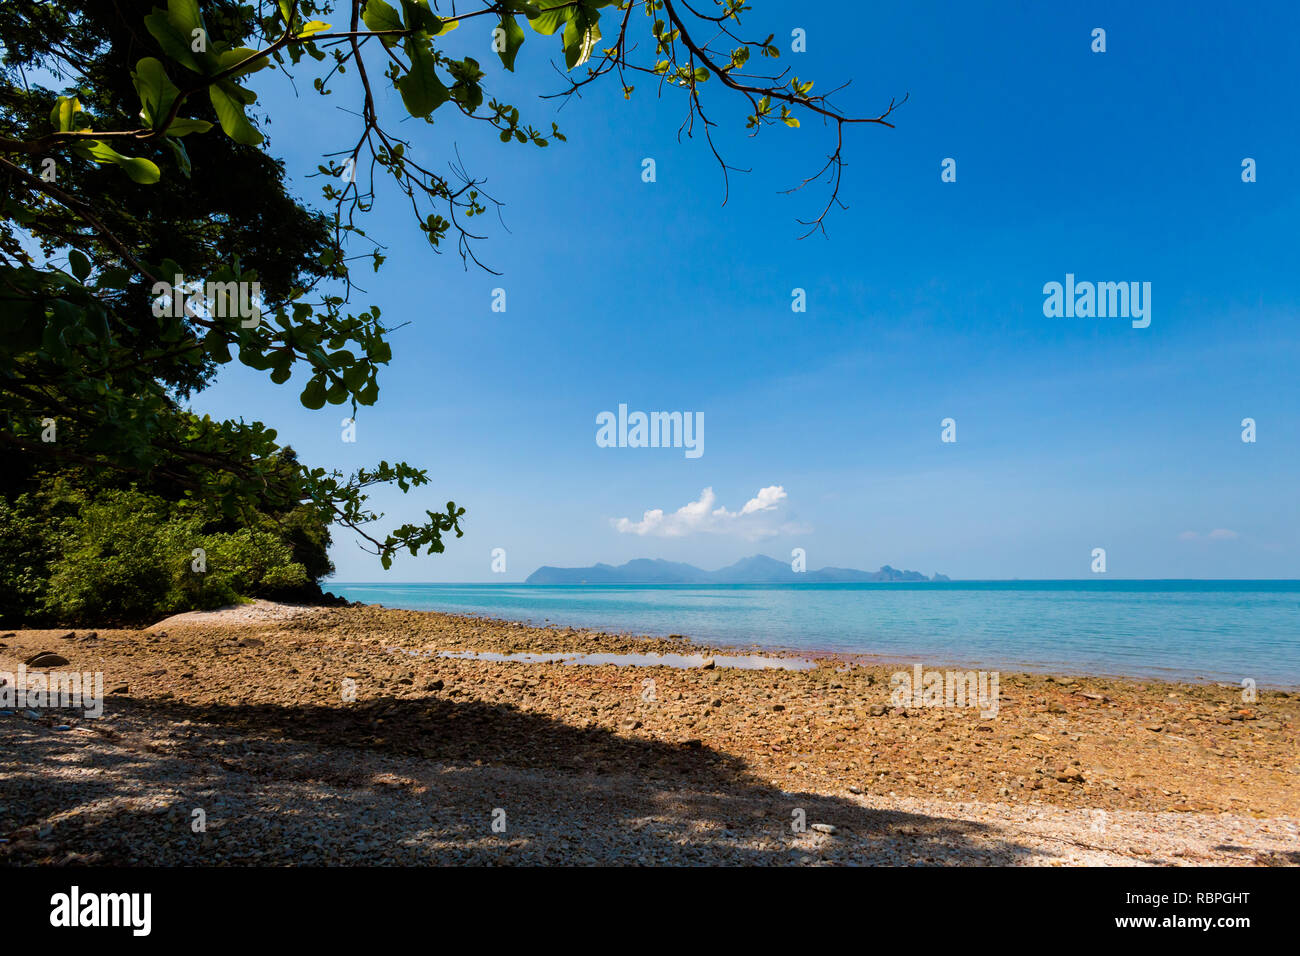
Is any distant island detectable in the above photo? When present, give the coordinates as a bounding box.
[525,554,951,585]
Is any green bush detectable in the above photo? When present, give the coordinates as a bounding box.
[169,526,310,611]
[0,493,59,623]
[42,489,183,623]
[1,485,319,626]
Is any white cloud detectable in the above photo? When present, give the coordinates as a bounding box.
[613,486,792,539]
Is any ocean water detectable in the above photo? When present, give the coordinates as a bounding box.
[328,581,1300,686]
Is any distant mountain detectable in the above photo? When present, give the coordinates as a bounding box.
[525,554,949,585]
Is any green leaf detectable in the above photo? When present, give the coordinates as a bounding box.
[325,379,349,404]
[399,0,442,33]
[496,15,526,71]
[342,363,368,390]
[362,0,404,39]
[164,137,192,177]
[218,48,271,77]
[204,327,232,364]
[144,0,215,75]
[131,57,181,128]
[163,117,213,137]
[67,249,92,282]
[50,96,87,133]
[562,9,601,69]
[96,266,130,288]
[528,1,571,35]
[397,37,449,117]
[43,305,73,359]
[209,82,263,145]
[300,376,327,409]
[83,141,161,184]
[447,56,484,112]
[298,20,332,37]
[221,80,258,106]
[329,348,357,368]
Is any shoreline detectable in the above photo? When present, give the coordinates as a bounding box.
[344,599,1300,691]
[2,600,1297,865]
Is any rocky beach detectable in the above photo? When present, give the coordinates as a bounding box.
[2,601,1297,865]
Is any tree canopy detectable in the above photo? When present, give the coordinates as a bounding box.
[0,0,900,592]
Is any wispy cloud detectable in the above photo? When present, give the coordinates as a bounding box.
[612,485,799,539]
[1178,528,1240,541]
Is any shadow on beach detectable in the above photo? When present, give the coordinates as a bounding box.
[0,691,1047,865]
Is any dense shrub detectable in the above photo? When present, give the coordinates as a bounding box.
[0,493,59,623]
[41,489,182,622]
[0,484,321,627]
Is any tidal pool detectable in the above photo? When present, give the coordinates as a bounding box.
[431,649,815,671]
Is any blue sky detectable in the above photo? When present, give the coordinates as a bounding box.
[191,0,1300,581]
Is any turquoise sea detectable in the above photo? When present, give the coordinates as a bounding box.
[328,581,1300,686]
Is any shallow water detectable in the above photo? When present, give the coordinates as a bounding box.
[435,649,815,671]
[338,581,1300,685]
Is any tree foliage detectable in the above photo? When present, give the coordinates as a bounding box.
[0,0,898,594]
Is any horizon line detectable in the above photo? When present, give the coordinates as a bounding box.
[326,577,1300,585]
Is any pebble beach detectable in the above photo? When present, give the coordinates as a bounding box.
[2,601,1297,865]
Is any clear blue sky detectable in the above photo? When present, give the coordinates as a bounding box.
[192,0,1300,582]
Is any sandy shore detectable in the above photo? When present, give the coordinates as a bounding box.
[2,601,1297,865]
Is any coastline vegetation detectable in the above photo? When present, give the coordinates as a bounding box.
[1,0,890,623]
